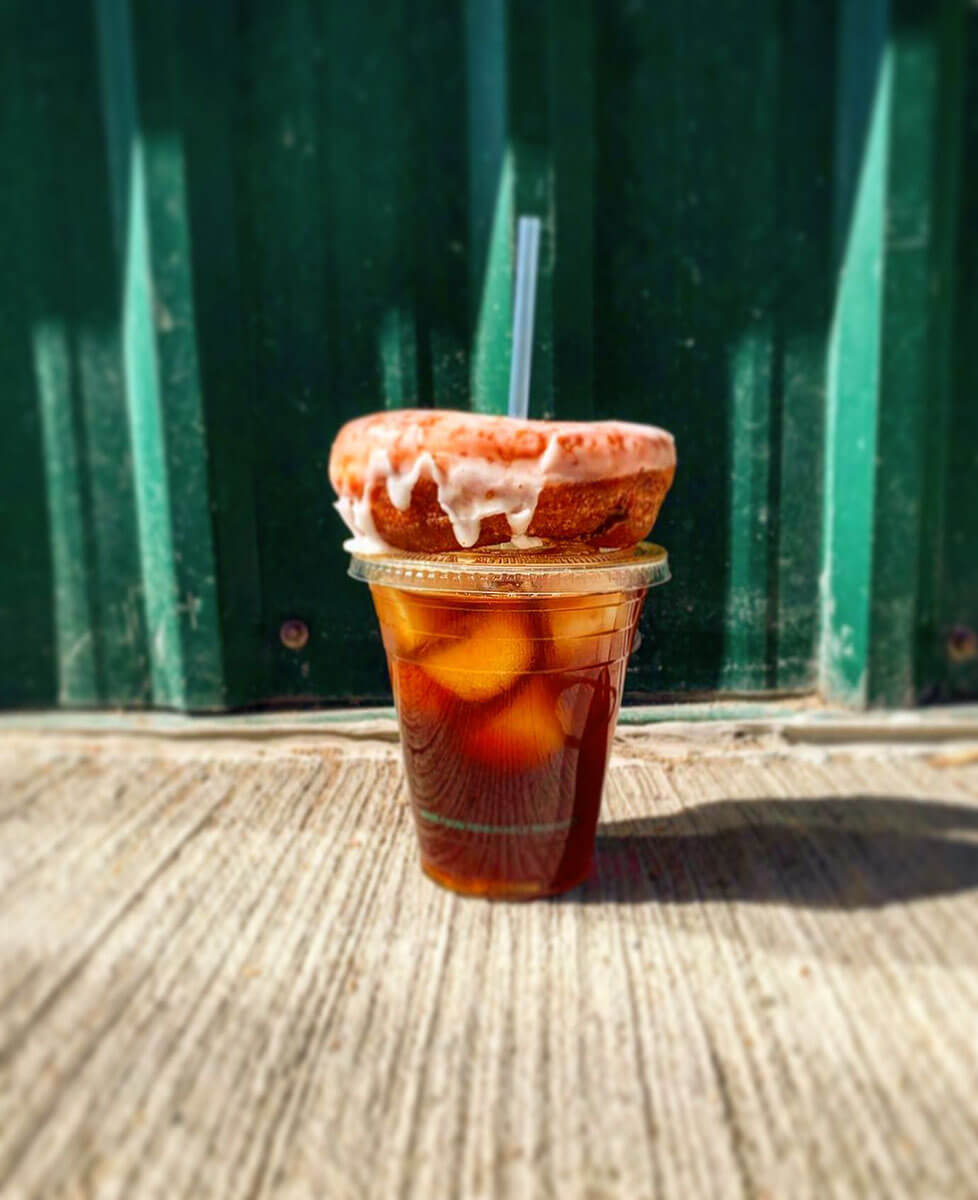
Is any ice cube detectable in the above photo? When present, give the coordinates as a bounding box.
[421,609,532,702]
[371,586,473,658]
[370,586,430,656]
[546,592,629,669]
[462,677,565,771]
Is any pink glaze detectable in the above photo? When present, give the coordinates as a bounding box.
[329,409,676,552]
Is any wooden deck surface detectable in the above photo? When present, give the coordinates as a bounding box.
[2,719,978,1198]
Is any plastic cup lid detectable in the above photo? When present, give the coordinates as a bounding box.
[348,541,670,596]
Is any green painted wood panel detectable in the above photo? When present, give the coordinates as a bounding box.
[820,0,974,706]
[593,0,834,696]
[1,0,975,710]
[2,1,150,707]
[930,2,978,704]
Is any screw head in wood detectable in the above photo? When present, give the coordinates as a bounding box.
[947,625,977,663]
[280,619,310,651]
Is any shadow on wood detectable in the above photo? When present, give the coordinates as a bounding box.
[582,795,978,909]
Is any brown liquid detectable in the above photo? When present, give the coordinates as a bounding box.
[371,584,645,899]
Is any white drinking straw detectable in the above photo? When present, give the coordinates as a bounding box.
[507,215,542,420]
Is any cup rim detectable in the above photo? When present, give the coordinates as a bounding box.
[348,540,670,596]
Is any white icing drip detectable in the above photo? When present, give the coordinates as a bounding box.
[371,442,555,549]
[385,451,434,511]
[506,507,535,537]
[335,483,394,555]
[538,433,564,475]
[508,534,547,550]
[342,531,392,554]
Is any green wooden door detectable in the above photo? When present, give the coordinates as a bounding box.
[2,0,976,711]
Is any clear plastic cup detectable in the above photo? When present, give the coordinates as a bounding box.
[349,542,670,899]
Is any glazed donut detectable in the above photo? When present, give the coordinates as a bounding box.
[329,409,676,554]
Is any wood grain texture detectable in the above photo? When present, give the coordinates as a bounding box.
[1,730,977,1198]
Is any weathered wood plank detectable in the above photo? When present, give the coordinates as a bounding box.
[1,731,976,1198]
